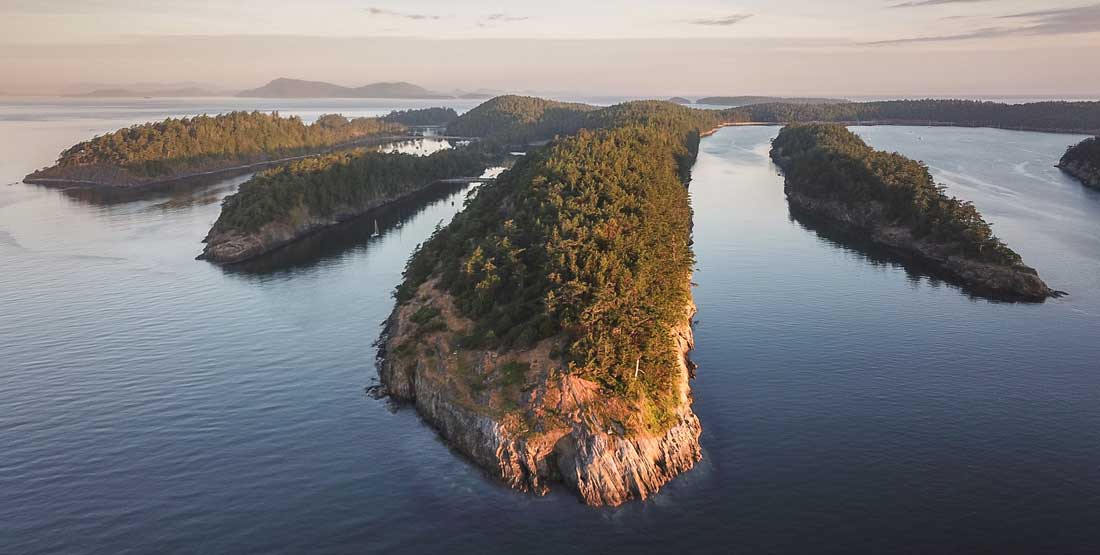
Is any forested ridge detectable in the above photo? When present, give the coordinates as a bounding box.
[731,100,1100,133]
[209,144,492,234]
[771,123,1022,266]
[395,101,706,430]
[46,111,404,177]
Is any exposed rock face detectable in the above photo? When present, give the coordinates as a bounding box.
[377,280,702,506]
[785,190,1056,302]
[1057,160,1100,189]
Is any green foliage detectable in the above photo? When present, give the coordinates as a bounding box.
[772,124,1023,266]
[382,107,459,126]
[729,99,1100,133]
[409,305,442,325]
[210,144,491,233]
[497,362,530,388]
[398,119,698,406]
[445,95,600,143]
[54,111,404,177]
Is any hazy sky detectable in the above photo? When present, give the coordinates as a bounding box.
[1,0,1098,96]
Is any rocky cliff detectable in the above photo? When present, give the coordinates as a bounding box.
[376,278,702,506]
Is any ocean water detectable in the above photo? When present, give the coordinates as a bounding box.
[1,100,1099,553]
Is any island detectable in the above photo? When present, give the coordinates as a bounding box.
[1058,136,1100,189]
[668,96,692,105]
[237,78,451,99]
[199,144,494,264]
[377,98,714,506]
[732,99,1100,134]
[23,108,456,190]
[770,123,1057,301]
[698,95,848,107]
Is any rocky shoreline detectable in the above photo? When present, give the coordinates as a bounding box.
[376,279,702,506]
[784,190,1058,302]
[1057,159,1100,189]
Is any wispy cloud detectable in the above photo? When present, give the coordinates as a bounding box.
[890,0,992,8]
[366,7,441,21]
[486,13,529,23]
[685,14,753,26]
[867,3,1100,45]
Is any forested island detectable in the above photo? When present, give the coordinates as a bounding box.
[1058,136,1100,189]
[734,99,1100,134]
[771,124,1057,301]
[377,97,717,506]
[698,95,848,107]
[200,144,494,264]
[23,108,456,189]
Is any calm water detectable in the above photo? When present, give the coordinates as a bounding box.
[2,101,1099,553]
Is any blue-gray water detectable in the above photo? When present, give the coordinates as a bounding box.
[2,101,1099,553]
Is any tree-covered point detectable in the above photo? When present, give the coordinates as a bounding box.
[397,122,698,426]
[51,111,405,177]
[1060,136,1100,168]
[382,107,459,126]
[210,144,492,234]
[772,123,1022,266]
[732,99,1100,133]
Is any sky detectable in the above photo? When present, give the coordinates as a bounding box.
[0,0,1098,96]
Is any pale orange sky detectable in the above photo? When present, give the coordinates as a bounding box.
[1,0,1098,96]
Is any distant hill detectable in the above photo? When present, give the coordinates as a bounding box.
[668,97,692,105]
[74,87,225,98]
[696,96,848,107]
[237,78,450,99]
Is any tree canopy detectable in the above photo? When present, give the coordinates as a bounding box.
[771,123,1022,266]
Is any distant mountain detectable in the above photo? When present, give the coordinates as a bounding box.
[74,87,226,98]
[668,97,692,105]
[696,96,849,107]
[237,78,450,99]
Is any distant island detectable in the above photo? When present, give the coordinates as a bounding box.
[696,95,849,107]
[771,123,1057,301]
[237,78,451,99]
[668,96,692,105]
[23,109,456,189]
[1058,136,1100,189]
[72,87,227,98]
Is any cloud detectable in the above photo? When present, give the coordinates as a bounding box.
[890,0,991,8]
[867,3,1100,44]
[685,14,753,26]
[366,7,441,21]
[486,13,529,23]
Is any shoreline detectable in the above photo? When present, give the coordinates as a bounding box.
[23,134,429,191]
[376,279,701,506]
[784,190,1059,302]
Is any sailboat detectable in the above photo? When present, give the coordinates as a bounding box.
[371,219,381,238]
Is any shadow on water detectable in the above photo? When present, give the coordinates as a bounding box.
[786,202,1025,304]
[39,171,250,208]
[220,180,473,278]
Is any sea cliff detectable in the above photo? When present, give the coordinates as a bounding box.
[377,279,701,506]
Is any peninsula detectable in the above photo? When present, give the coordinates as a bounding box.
[377,97,718,506]
[23,109,456,190]
[199,144,493,264]
[1058,136,1100,189]
[771,123,1057,301]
